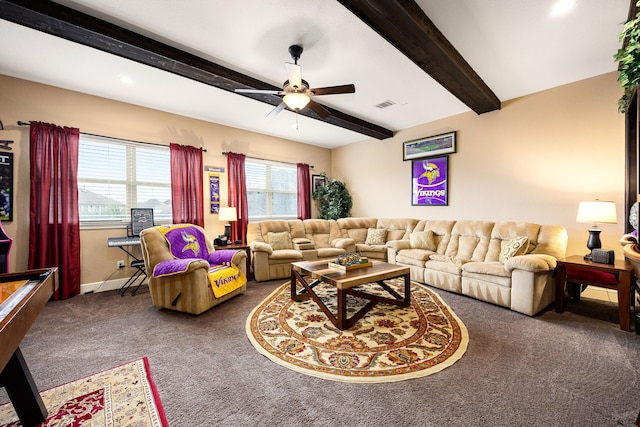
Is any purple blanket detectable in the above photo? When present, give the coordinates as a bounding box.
[208,250,236,265]
[163,226,209,259]
[152,225,239,278]
[153,258,202,277]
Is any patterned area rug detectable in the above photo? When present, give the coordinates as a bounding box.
[246,279,469,383]
[0,357,168,427]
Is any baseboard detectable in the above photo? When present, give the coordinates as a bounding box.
[81,278,148,294]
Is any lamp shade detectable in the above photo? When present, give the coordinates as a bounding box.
[283,92,311,110]
[218,207,237,222]
[576,200,617,224]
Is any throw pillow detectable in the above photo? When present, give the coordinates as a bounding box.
[365,228,387,245]
[499,235,529,263]
[267,231,292,250]
[410,230,437,251]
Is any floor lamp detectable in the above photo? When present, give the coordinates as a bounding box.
[576,200,617,260]
[218,207,237,242]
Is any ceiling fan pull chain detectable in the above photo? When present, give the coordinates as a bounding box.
[295,110,299,130]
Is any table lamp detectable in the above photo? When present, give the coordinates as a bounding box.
[218,206,237,239]
[576,200,617,260]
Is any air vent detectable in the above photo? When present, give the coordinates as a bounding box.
[375,100,396,109]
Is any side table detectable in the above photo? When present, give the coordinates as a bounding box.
[214,243,252,281]
[554,255,634,331]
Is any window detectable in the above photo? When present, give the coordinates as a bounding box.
[77,134,171,226]
[245,158,297,220]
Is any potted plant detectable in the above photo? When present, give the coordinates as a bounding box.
[312,173,352,219]
[615,1,640,113]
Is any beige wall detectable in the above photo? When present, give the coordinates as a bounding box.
[332,72,626,260]
[0,75,331,284]
[0,72,629,287]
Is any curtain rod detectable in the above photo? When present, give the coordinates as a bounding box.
[222,151,314,169]
[17,121,207,152]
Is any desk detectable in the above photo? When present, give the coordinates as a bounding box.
[0,268,58,426]
[215,243,252,280]
[555,255,633,331]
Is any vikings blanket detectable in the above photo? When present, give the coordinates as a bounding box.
[153,224,246,297]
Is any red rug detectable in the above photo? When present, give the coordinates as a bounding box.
[0,357,168,427]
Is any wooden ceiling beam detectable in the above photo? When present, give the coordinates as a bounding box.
[0,0,394,140]
[338,0,501,114]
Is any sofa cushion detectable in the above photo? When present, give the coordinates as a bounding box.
[268,231,292,250]
[356,244,387,257]
[317,247,347,258]
[462,261,511,278]
[376,218,419,241]
[424,259,464,275]
[395,248,433,267]
[365,228,387,245]
[499,236,529,263]
[410,230,437,251]
[430,254,470,266]
[268,249,303,260]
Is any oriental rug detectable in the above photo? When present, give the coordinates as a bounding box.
[246,279,468,383]
[0,357,168,427]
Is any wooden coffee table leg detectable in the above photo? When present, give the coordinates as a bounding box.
[403,272,411,306]
[337,288,346,330]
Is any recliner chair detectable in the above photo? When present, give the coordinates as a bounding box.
[140,224,247,315]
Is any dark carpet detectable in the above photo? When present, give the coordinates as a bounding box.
[1,280,639,426]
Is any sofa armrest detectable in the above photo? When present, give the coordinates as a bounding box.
[250,241,273,255]
[386,240,411,251]
[504,254,557,273]
[152,258,210,278]
[292,238,315,251]
[331,238,356,251]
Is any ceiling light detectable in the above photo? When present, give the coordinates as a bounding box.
[283,92,310,111]
[550,0,576,17]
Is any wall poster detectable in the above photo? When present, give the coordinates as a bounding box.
[209,174,220,214]
[411,156,448,206]
[0,153,13,221]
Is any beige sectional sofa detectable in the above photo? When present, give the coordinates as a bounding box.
[247,217,568,316]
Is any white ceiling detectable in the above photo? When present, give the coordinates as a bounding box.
[0,0,629,149]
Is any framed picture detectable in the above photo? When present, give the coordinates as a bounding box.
[312,174,326,193]
[403,131,456,161]
[411,156,448,206]
[0,153,13,221]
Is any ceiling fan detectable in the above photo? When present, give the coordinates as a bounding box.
[235,45,355,119]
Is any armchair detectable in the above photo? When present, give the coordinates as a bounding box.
[140,224,247,314]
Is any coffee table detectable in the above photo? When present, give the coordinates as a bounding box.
[290,260,411,330]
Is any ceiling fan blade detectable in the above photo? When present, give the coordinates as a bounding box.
[307,99,331,119]
[285,62,302,89]
[266,102,287,118]
[235,88,283,95]
[309,84,356,96]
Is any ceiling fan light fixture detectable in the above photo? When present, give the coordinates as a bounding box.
[283,92,310,110]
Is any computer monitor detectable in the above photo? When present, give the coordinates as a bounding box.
[130,208,154,236]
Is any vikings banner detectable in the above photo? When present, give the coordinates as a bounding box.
[412,156,448,206]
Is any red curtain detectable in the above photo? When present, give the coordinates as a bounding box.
[227,152,248,244]
[297,163,311,220]
[28,121,81,300]
[170,143,204,227]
